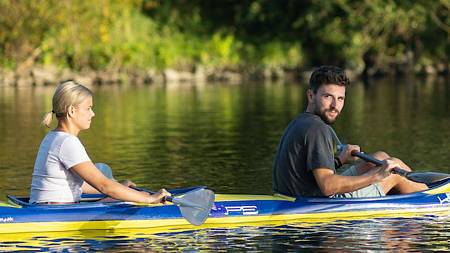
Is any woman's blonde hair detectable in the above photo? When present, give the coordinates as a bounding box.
[42,81,93,128]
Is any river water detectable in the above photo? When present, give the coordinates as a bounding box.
[0,77,449,251]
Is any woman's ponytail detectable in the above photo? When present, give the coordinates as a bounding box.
[41,111,54,128]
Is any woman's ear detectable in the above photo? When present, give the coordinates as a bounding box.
[67,105,76,118]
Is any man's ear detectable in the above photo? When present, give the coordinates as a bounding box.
[307,89,314,103]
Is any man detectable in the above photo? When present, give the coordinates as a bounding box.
[272,65,427,198]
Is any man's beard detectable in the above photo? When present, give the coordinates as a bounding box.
[316,108,340,125]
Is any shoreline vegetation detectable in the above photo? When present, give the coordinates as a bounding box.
[0,1,448,86]
[0,66,303,87]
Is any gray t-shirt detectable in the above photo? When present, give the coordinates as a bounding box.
[30,131,91,203]
[273,113,335,197]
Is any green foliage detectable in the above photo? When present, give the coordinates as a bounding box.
[0,0,448,73]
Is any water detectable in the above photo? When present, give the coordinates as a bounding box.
[1,217,450,252]
[0,77,449,251]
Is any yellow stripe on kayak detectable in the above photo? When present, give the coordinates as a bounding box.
[214,194,295,201]
[0,202,16,208]
[424,182,450,195]
[1,206,449,234]
[215,183,450,202]
[0,219,190,234]
[207,206,450,224]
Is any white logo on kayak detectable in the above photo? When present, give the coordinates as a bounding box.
[438,193,450,205]
[0,217,13,222]
[224,206,258,215]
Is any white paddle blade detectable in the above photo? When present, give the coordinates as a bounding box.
[174,189,215,226]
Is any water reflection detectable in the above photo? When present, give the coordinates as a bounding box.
[151,215,450,252]
[1,78,450,251]
[1,78,449,199]
[0,83,307,197]
[1,215,449,252]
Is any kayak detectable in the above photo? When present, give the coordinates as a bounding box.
[1,180,450,234]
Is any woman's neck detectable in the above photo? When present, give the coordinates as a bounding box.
[55,121,80,136]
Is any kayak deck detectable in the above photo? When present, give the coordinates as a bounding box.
[0,180,450,234]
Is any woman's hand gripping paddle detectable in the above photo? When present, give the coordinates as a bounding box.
[132,186,215,226]
[95,163,215,225]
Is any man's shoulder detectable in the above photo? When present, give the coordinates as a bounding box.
[282,113,330,141]
[297,114,332,139]
[296,113,328,129]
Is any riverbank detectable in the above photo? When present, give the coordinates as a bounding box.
[1,64,448,87]
[2,1,448,88]
[0,66,302,87]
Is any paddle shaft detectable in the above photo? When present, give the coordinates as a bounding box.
[351,151,409,176]
[351,150,450,185]
[130,186,175,202]
[130,186,205,210]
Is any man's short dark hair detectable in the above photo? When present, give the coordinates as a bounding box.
[309,66,350,93]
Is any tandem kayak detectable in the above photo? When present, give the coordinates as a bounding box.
[1,180,450,234]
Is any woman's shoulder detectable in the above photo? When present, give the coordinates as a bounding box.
[43,131,82,147]
[57,132,88,157]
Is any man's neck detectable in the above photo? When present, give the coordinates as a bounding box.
[305,105,315,114]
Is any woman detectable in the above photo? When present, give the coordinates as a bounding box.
[29,81,170,204]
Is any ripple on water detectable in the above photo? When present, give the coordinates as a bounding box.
[1,81,450,251]
[1,216,450,252]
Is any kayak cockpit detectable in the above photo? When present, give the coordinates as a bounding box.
[7,194,111,208]
[7,185,208,208]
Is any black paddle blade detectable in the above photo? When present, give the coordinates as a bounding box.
[172,188,215,226]
[353,151,450,185]
[406,171,450,185]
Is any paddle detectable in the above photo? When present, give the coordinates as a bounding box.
[95,163,215,225]
[131,186,215,226]
[351,150,450,185]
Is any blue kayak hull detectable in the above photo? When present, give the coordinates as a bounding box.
[1,181,450,233]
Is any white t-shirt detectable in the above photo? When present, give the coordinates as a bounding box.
[29,131,91,203]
